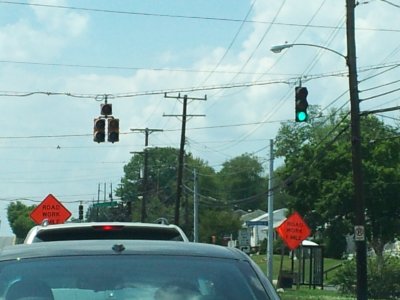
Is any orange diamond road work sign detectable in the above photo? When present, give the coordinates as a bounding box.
[276,211,311,250]
[30,194,72,225]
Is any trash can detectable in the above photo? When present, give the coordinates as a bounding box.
[277,270,293,289]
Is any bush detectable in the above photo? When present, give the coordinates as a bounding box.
[273,238,289,255]
[259,239,267,254]
[332,255,400,299]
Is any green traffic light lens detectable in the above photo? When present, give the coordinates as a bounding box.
[297,112,307,122]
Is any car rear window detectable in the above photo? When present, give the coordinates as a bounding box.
[0,255,272,300]
[33,226,185,242]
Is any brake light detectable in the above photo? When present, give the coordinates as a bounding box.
[93,225,124,231]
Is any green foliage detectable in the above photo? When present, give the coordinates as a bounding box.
[86,203,131,222]
[279,288,353,300]
[275,109,400,258]
[218,153,267,211]
[115,147,180,223]
[273,238,289,255]
[323,220,349,259]
[7,201,36,241]
[259,238,267,254]
[332,256,400,299]
[199,210,241,244]
[115,147,267,239]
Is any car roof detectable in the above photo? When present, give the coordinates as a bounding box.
[24,221,189,243]
[0,240,248,262]
[27,221,181,230]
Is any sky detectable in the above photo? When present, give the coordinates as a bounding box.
[1,0,400,236]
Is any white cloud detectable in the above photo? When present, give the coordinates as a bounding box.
[29,0,88,36]
[0,0,88,61]
[1,0,400,235]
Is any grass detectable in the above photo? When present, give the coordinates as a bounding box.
[251,253,342,283]
[251,254,350,299]
[278,287,354,300]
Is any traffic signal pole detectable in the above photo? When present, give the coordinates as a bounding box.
[270,2,367,296]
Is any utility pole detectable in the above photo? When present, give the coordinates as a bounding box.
[131,128,163,222]
[193,169,199,242]
[346,1,367,299]
[164,93,206,225]
[97,183,100,221]
[267,139,274,281]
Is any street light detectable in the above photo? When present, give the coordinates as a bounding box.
[271,39,367,299]
[270,43,347,60]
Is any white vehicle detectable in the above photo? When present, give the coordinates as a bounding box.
[24,221,189,244]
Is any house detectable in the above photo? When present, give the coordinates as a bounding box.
[240,208,288,249]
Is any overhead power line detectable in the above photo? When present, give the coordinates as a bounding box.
[380,0,400,8]
[0,59,268,75]
[360,86,400,102]
[1,61,398,100]
[1,1,400,32]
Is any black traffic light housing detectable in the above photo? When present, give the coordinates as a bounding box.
[108,118,119,143]
[93,118,106,143]
[100,103,112,116]
[295,86,309,122]
[78,204,83,220]
[94,101,120,143]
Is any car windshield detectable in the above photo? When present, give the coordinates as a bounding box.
[32,225,185,242]
[0,255,271,300]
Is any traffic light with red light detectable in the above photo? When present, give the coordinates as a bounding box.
[295,86,309,122]
[108,118,119,143]
[93,118,106,143]
[101,103,112,116]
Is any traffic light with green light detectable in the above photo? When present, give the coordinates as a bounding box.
[93,118,106,143]
[295,86,309,122]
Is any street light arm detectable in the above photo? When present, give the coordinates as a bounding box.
[270,43,347,61]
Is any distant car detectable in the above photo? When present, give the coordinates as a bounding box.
[24,221,189,244]
[0,240,280,299]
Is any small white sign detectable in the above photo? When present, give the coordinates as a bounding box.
[238,228,251,247]
[354,225,365,241]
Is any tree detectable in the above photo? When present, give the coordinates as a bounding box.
[115,147,217,235]
[199,209,241,244]
[116,147,180,223]
[275,108,400,259]
[7,201,36,242]
[86,203,130,222]
[218,153,267,211]
[116,147,257,240]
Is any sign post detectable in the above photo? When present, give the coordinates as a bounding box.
[275,211,311,289]
[30,194,72,225]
